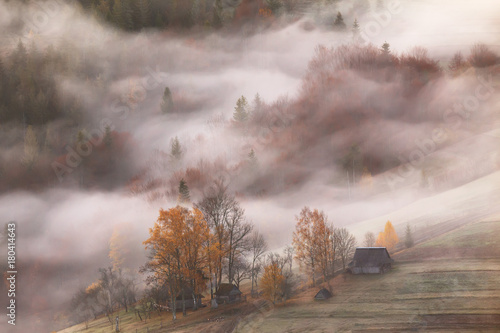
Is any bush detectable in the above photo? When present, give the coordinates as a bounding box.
[468,44,498,68]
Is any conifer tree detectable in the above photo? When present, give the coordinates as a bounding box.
[170,136,183,160]
[160,87,174,114]
[404,223,414,248]
[352,18,360,40]
[233,96,249,123]
[381,41,391,55]
[334,12,346,30]
[178,178,191,203]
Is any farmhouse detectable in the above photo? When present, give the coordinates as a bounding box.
[168,287,204,310]
[214,283,242,304]
[314,288,332,300]
[347,247,394,274]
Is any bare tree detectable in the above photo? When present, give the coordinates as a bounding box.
[232,255,252,289]
[283,244,294,274]
[249,230,268,294]
[196,179,251,291]
[363,232,376,247]
[226,205,253,285]
[335,228,357,271]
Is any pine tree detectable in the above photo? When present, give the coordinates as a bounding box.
[252,93,263,115]
[233,96,249,123]
[333,12,346,31]
[381,41,391,55]
[404,223,414,248]
[352,18,360,41]
[160,87,174,114]
[178,178,191,203]
[170,136,183,160]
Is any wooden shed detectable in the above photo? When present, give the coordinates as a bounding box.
[168,287,204,310]
[214,283,242,304]
[314,288,332,300]
[347,247,394,274]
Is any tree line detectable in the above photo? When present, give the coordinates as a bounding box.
[71,178,420,324]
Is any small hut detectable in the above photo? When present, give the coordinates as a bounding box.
[347,247,394,274]
[168,287,204,310]
[214,283,242,304]
[314,288,332,300]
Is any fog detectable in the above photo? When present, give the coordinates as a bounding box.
[1,0,500,331]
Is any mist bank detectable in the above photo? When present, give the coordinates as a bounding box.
[0,0,500,332]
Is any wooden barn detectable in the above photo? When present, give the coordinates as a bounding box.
[168,287,204,310]
[215,283,242,304]
[314,288,332,300]
[347,247,394,274]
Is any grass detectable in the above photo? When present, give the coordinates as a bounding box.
[234,220,500,332]
[59,220,500,333]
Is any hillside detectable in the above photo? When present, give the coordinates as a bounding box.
[235,219,500,332]
[58,217,500,332]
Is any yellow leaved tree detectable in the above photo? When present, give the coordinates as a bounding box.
[375,220,399,252]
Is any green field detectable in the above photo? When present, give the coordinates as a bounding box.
[59,220,500,333]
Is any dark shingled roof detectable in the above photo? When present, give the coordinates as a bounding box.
[215,283,242,297]
[349,247,394,267]
[314,288,332,300]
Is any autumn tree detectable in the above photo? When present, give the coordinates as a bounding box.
[109,227,127,272]
[293,207,333,285]
[363,231,376,247]
[335,228,356,270]
[468,43,498,68]
[260,254,285,304]
[404,223,414,248]
[375,220,399,252]
[143,206,211,319]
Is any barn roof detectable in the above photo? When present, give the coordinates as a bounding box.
[314,288,332,300]
[349,247,394,267]
[215,283,242,297]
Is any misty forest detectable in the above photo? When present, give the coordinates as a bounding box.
[1,0,500,332]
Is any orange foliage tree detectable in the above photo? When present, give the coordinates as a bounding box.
[292,207,334,285]
[375,220,399,252]
[260,259,284,304]
[143,206,212,319]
